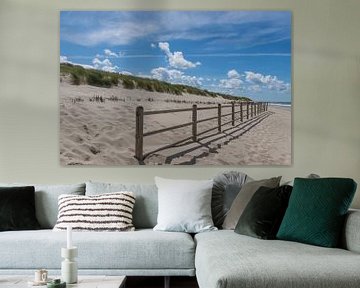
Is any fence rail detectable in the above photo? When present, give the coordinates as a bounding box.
[135,101,268,162]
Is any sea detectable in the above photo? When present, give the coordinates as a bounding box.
[268,101,292,108]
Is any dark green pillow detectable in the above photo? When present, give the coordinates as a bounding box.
[277,178,357,247]
[0,186,41,231]
[235,185,292,239]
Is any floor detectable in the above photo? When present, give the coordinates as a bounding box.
[126,276,199,288]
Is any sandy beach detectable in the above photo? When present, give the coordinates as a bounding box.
[60,79,291,166]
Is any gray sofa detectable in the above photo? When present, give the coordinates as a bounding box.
[195,214,360,288]
[0,181,360,288]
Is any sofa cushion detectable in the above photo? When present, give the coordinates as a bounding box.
[212,171,250,228]
[234,185,292,239]
[342,209,360,253]
[53,192,136,232]
[0,186,40,231]
[277,178,357,247]
[222,176,281,229]
[86,182,158,229]
[0,229,195,271]
[0,183,85,229]
[154,177,216,233]
[195,230,360,288]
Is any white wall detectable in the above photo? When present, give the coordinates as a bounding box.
[0,0,359,207]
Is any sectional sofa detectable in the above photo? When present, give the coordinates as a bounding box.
[0,180,359,288]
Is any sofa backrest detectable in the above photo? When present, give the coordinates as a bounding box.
[86,181,158,229]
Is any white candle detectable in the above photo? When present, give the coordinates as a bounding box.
[67,225,72,249]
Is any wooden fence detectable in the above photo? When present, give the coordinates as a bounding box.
[135,101,268,161]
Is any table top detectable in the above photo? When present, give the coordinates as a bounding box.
[0,275,126,288]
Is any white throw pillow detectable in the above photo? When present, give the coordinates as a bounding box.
[153,177,217,233]
[53,192,135,232]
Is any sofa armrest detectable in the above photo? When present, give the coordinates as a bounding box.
[342,209,360,253]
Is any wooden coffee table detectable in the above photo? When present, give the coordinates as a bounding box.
[0,275,126,288]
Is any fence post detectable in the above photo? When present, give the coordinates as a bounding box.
[135,106,144,162]
[192,104,197,142]
[254,103,257,116]
[251,103,253,118]
[240,102,243,122]
[218,104,222,132]
[247,102,249,120]
[232,102,235,126]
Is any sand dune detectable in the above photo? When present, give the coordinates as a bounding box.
[60,81,291,166]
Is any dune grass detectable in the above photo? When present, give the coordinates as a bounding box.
[60,63,252,102]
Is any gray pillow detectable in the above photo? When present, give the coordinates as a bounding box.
[212,171,251,228]
[283,173,320,186]
[86,181,158,229]
[153,177,217,233]
[222,176,281,230]
[0,183,85,228]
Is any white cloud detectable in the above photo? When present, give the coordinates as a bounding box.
[60,56,94,69]
[104,49,119,58]
[62,21,158,46]
[120,71,133,75]
[150,43,156,48]
[151,67,202,87]
[158,42,201,70]
[92,57,118,72]
[227,69,241,79]
[248,85,262,92]
[245,71,290,91]
[219,69,243,89]
[220,78,243,89]
[60,56,68,63]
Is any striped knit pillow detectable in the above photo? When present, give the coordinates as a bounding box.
[53,192,135,231]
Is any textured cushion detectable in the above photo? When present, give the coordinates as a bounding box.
[0,183,85,228]
[53,192,135,232]
[86,182,157,229]
[277,178,357,248]
[195,230,360,288]
[0,229,195,271]
[0,186,40,231]
[212,171,250,228]
[222,176,281,229]
[342,209,360,253]
[154,177,216,233]
[235,185,292,239]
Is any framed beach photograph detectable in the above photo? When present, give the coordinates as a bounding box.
[59,11,292,166]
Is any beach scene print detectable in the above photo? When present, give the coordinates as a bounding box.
[60,11,292,166]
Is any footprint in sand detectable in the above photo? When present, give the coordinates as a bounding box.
[83,124,90,134]
[89,146,101,155]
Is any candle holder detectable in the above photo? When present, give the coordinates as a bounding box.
[61,247,78,284]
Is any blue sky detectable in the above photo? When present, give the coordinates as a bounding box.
[60,11,291,102]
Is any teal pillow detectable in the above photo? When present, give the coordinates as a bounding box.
[277,178,357,247]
